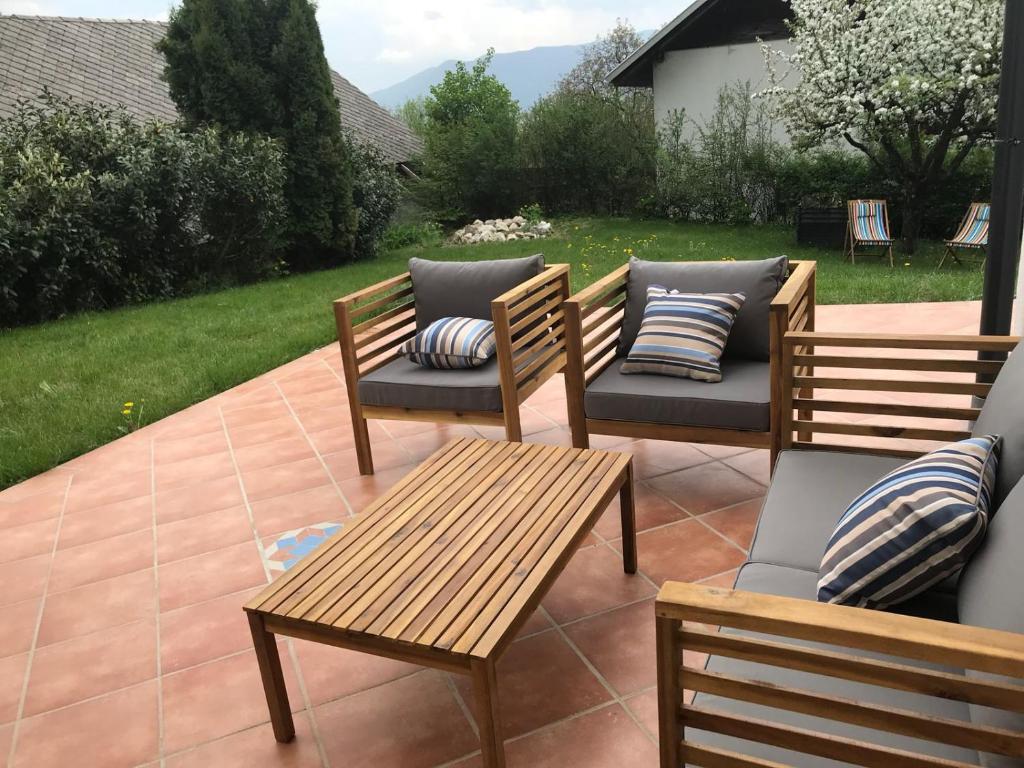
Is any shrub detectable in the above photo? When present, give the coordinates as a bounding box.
[345,133,404,259]
[421,50,520,224]
[518,202,544,224]
[775,146,993,239]
[379,221,444,251]
[0,94,286,327]
[655,83,787,224]
[518,89,655,215]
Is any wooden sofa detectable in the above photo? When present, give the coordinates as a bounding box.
[655,330,1024,767]
[563,258,816,468]
[334,255,569,475]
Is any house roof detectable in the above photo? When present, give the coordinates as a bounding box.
[0,14,422,164]
[608,0,792,88]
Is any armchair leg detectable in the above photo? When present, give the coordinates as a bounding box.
[503,407,523,443]
[347,399,374,475]
[569,418,590,449]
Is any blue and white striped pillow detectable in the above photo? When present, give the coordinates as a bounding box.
[400,316,497,369]
[620,286,746,383]
[818,435,1000,609]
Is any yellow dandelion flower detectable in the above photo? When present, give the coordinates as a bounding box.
[124,401,134,408]
[122,409,131,415]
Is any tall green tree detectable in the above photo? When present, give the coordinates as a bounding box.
[762,0,1002,252]
[421,50,519,222]
[160,0,356,266]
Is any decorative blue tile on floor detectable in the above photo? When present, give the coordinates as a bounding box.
[264,522,342,572]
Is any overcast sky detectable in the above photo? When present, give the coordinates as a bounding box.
[0,0,689,92]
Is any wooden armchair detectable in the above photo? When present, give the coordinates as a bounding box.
[333,264,570,475]
[655,329,1024,767]
[563,260,816,468]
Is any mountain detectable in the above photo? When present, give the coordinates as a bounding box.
[370,42,588,110]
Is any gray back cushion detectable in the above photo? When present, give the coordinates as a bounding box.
[409,254,544,329]
[957,478,1024,766]
[972,343,1024,508]
[618,256,789,361]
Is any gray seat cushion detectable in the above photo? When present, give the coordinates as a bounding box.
[584,358,770,432]
[357,357,503,412]
[409,254,544,329]
[618,256,788,362]
[688,563,979,767]
[748,450,907,572]
[958,479,1024,766]
[972,343,1024,508]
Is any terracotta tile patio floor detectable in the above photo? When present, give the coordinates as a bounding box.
[0,301,985,767]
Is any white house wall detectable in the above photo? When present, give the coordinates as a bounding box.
[652,40,795,143]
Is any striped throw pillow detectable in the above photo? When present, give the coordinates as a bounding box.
[620,287,746,383]
[400,317,497,369]
[818,435,1001,609]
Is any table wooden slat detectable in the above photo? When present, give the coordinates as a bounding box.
[245,437,632,660]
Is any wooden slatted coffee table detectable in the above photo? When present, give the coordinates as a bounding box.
[244,437,635,767]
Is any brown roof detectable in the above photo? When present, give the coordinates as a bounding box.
[0,14,422,164]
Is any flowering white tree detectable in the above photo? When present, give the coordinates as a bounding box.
[762,0,1003,251]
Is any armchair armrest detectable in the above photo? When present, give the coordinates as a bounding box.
[656,581,1024,768]
[333,271,417,389]
[562,265,629,444]
[769,259,816,335]
[779,331,1020,458]
[491,264,571,405]
[563,264,629,387]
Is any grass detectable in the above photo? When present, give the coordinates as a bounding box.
[0,216,983,488]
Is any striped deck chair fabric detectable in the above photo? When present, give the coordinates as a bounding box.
[940,202,990,267]
[846,199,894,266]
[850,200,893,244]
[947,203,990,248]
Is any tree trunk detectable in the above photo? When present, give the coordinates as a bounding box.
[900,192,923,255]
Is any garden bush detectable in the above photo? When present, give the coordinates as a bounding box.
[0,94,286,327]
[654,82,787,224]
[654,81,993,239]
[345,133,404,259]
[519,89,655,215]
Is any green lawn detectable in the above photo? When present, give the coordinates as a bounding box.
[0,216,983,488]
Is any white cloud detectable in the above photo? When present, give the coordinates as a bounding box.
[316,0,678,90]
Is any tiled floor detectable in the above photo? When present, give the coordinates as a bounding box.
[0,301,984,767]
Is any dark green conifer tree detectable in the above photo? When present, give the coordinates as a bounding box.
[160,0,356,266]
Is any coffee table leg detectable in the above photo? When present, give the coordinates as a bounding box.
[619,461,638,574]
[247,612,295,743]
[471,658,506,768]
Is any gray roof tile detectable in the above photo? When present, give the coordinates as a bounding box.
[0,14,421,163]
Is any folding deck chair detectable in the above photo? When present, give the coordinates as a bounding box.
[939,202,990,268]
[846,199,895,267]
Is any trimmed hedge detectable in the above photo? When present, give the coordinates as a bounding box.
[0,95,287,327]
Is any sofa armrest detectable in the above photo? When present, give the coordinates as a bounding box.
[769,259,816,334]
[777,331,1019,459]
[491,264,571,405]
[655,581,1024,768]
[333,271,417,389]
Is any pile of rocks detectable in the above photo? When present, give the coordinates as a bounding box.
[450,217,552,245]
